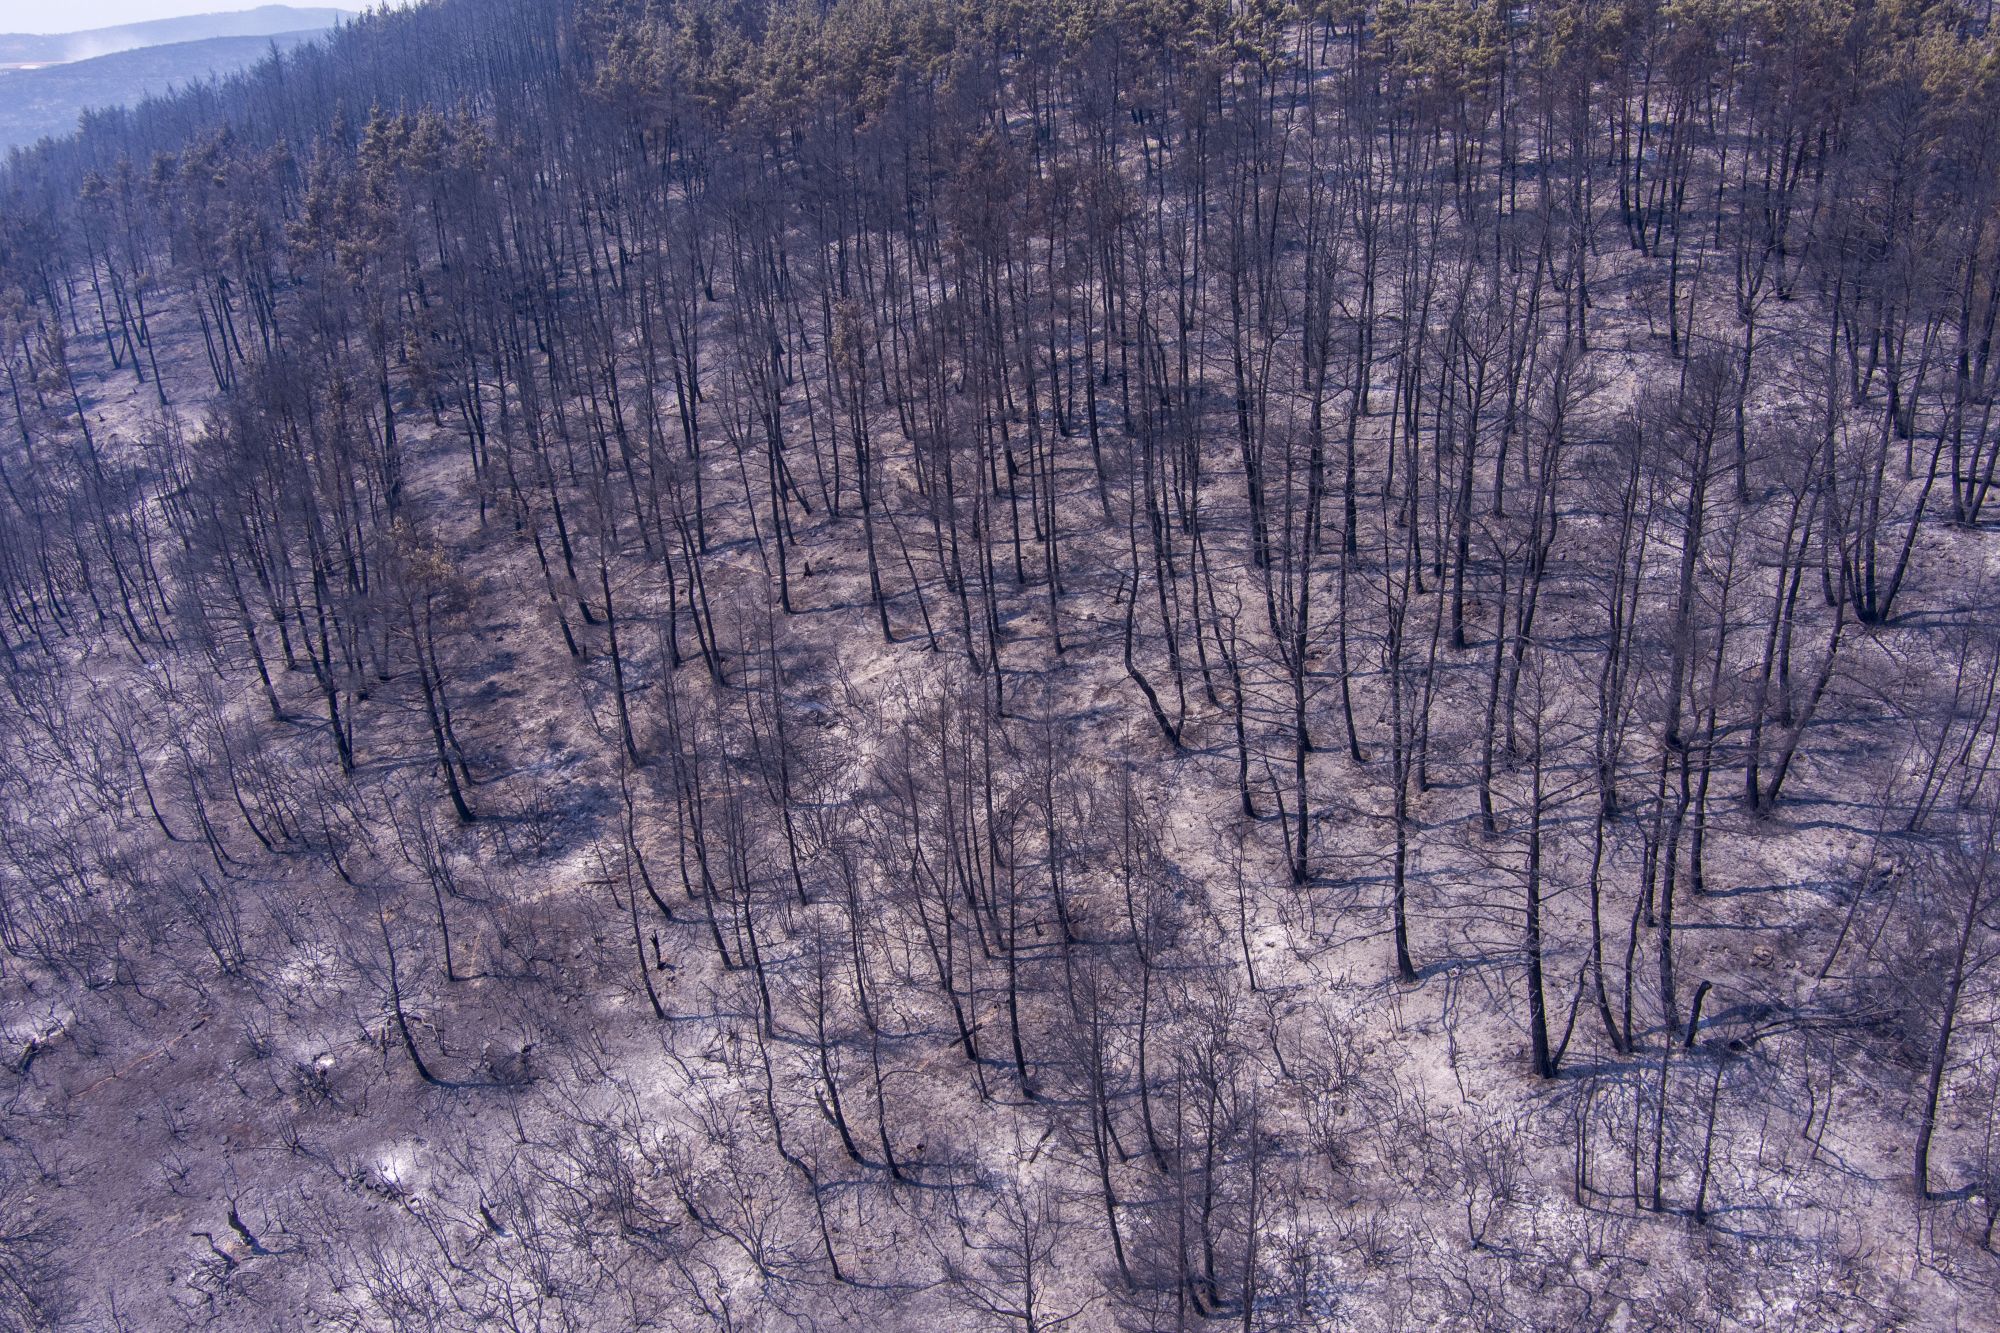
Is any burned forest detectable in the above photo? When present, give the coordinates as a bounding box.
[1,0,1998,1327]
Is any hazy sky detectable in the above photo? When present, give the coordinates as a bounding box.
[2,1,407,37]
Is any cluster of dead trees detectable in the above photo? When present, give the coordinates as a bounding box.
[1,0,1998,1325]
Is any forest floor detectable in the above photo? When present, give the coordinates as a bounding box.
[4,220,1998,1333]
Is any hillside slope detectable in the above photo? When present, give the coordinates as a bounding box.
[0,1,1995,1329]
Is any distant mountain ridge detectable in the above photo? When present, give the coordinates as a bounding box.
[0,26,337,151]
[0,6,352,67]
